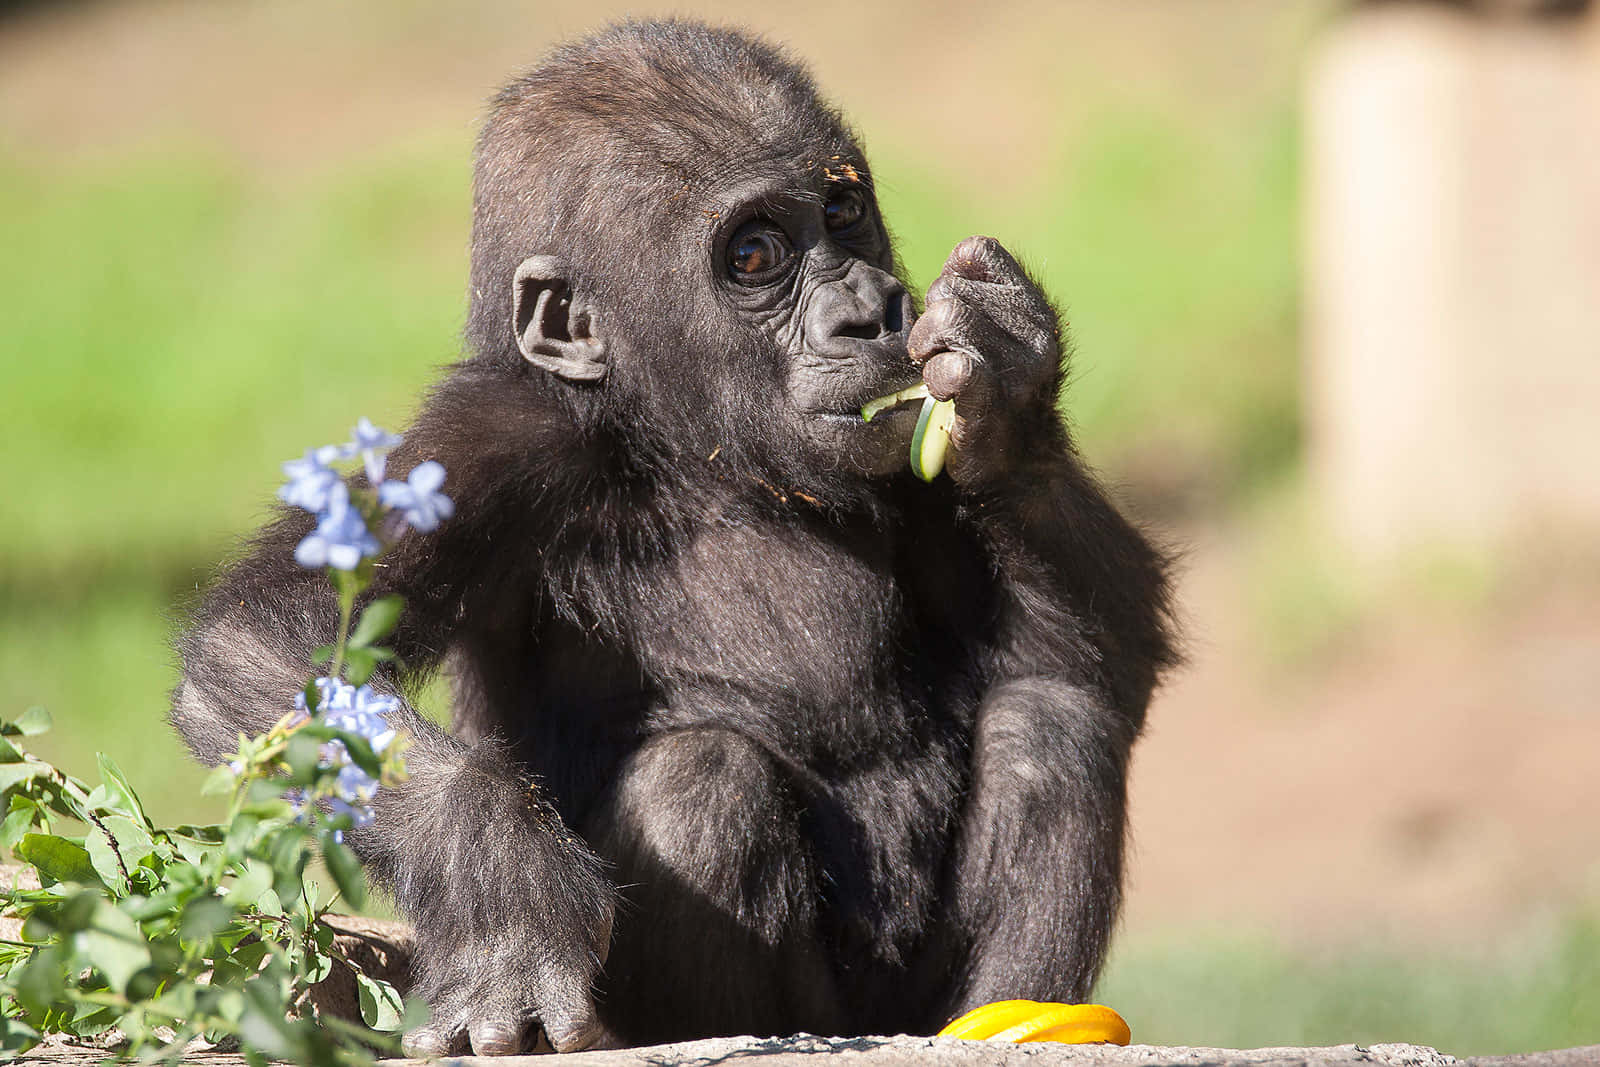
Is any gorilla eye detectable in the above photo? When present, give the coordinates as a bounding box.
[727,223,793,284]
[825,187,868,233]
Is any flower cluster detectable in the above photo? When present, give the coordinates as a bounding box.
[293,677,402,833]
[277,418,453,571]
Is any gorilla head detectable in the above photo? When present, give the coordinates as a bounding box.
[466,21,920,487]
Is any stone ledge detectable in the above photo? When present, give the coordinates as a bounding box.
[20,1032,1599,1065]
[379,1035,1594,1067]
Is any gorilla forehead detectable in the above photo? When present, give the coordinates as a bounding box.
[479,20,864,227]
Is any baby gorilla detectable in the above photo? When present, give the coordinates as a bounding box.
[171,18,1175,1055]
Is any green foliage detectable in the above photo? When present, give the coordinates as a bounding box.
[0,710,417,1062]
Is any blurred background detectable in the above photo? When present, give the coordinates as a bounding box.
[2,0,1597,1055]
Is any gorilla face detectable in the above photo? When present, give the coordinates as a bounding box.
[709,177,920,477]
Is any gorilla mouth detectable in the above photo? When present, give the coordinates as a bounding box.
[848,373,927,417]
[798,373,923,423]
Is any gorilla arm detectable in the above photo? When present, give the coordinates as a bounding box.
[908,237,1175,1008]
[170,367,615,1055]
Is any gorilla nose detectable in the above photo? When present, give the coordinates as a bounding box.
[808,264,912,357]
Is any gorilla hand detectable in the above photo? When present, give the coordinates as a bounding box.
[907,236,1063,488]
[394,760,615,1057]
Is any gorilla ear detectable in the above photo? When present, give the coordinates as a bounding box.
[512,255,608,382]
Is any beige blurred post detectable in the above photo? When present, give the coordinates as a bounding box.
[1304,2,1600,561]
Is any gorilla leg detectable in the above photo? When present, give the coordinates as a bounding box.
[943,679,1138,1014]
[586,728,845,1044]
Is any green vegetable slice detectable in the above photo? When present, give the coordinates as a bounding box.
[860,383,929,422]
[861,382,958,481]
[910,396,956,482]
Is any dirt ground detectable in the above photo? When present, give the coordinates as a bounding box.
[4,0,1596,954]
[1125,520,1600,947]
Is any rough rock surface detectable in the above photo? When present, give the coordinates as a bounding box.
[17,1033,1600,1066]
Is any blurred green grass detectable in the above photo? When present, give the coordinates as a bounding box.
[1099,916,1600,1056]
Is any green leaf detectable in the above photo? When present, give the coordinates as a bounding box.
[15,833,104,888]
[230,859,273,907]
[269,825,311,904]
[310,643,335,666]
[40,772,95,822]
[1,798,36,850]
[304,929,334,985]
[222,813,261,864]
[253,886,284,917]
[0,735,23,763]
[68,1000,118,1039]
[349,594,404,649]
[22,887,98,938]
[91,754,149,827]
[201,764,239,797]
[333,731,383,779]
[179,894,234,945]
[343,647,376,686]
[238,980,309,1063]
[0,763,46,792]
[148,982,201,1026]
[301,677,322,715]
[0,1013,41,1055]
[119,887,186,922]
[284,730,323,785]
[11,943,64,1017]
[14,707,51,737]
[76,899,151,992]
[321,835,365,911]
[86,815,156,892]
[347,645,397,686]
[400,994,431,1031]
[166,824,225,866]
[355,971,405,1031]
[232,939,271,974]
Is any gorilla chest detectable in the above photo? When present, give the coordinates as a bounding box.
[623,521,905,709]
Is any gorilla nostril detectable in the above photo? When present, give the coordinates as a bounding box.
[884,293,906,336]
[838,319,881,341]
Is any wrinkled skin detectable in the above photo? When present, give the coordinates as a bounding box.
[170,20,1175,1056]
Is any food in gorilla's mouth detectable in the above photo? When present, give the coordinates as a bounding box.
[860,382,956,482]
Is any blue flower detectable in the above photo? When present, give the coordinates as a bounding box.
[378,461,454,533]
[322,686,400,755]
[292,677,401,831]
[293,484,380,571]
[343,417,403,485]
[278,445,343,515]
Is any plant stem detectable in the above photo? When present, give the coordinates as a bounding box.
[329,574,357,682]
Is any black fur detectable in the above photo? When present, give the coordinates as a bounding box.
[171,19,1175,1055]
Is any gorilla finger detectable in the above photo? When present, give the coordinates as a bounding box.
[468,1013,534,1056]
[908,298,955,362]
[928,239,1054,341]
[909,299,1008,367]
[943,235,1026,287]
[403,1022,468,1057]
[539,1002,604,1053]
[923,349,975,401]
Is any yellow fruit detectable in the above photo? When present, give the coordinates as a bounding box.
[938,1000,1045,1040]
[937,1000,1131,1046]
